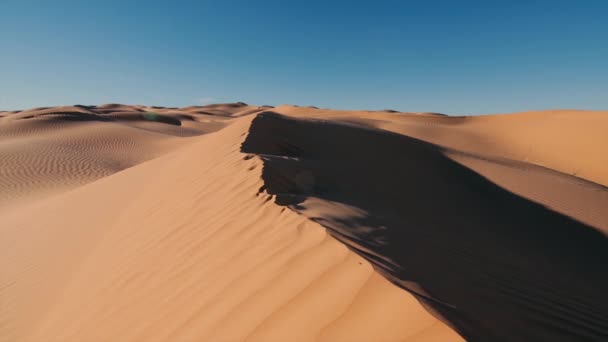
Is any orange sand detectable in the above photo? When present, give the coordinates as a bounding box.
[2,103,607,341]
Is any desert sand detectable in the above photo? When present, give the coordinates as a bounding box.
[1,103,607,341]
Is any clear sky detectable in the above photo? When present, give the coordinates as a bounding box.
[1,1,607,114]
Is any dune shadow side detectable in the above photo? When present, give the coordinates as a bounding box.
[241,111,608,342]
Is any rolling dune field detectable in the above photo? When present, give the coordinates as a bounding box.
[1,103,607,341]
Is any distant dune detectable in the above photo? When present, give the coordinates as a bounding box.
[0,103,264,209]
[1,103,607,341]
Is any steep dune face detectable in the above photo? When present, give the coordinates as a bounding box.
[242,111,608,341]
[0,103,264,209]
[0,109,461,341]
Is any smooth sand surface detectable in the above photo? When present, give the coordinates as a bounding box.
[2,103,607,341]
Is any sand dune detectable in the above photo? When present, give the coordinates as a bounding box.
[2,103,607,341]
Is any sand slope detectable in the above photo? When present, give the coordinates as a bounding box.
[2,103,607,341]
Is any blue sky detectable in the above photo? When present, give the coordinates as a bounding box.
[1,1,607,114]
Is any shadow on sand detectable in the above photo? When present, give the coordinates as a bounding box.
[242,111,608,341]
